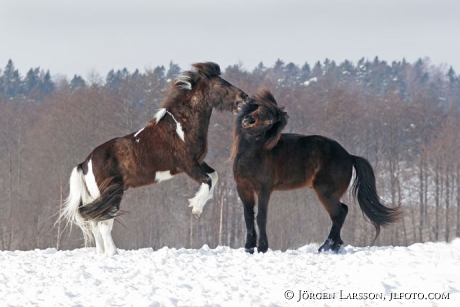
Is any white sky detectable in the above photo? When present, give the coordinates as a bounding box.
[1,0,459,79]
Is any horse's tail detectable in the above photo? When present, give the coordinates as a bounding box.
[351,155,402,244]
[78,180,124,223]
[60,164,124,246]
[60,164,94,246]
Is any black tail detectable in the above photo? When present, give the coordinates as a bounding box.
[79,183,125,222]
[351,155,402,244]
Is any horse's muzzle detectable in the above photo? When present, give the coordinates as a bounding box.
[235,93,251,113]
[242,116,256,128]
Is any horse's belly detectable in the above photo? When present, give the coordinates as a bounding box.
[124,174,157,189]
[124,168,180,189]
[273,163,316,190]
[275,177,313,190]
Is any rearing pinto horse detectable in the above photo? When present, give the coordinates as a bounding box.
[232,89,401,253]
[60,62,249,256]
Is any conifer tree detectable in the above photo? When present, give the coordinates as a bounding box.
[166,61,181,81]
[23,68,40,96]
[39,70,53,96]
[2,60,21,98]
[70,75,86,90]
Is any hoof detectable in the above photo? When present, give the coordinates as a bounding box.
[257,246,268,253]
[104,249,118,257]
[318,239,342,253]
[245,247,255,254]
[192,209,201,218]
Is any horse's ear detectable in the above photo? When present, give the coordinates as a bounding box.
[264,111,288,150]
[192,62,221,78]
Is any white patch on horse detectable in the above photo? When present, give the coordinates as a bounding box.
[165,110,185,142]
[154,108,185,142]
[134,127,145,138]
[91,221,105,254]
[98,219,117,256]
[154,108,167,124]
[85,160,100,200]
[175,74,192,90]
[173,119,185,142]
[188,182,210,217]
[155,170,174,182]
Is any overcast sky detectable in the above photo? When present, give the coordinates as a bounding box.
[1,0,459,79]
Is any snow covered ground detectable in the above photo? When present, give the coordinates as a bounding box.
[1,240,460,307]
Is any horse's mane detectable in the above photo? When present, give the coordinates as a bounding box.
[230,89,288,159]
[254,89,288,150]
[174,62,221,91]
[157,62,223,114]
[253,89,281,114]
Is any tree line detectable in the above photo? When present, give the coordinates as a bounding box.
[0,57,459,251]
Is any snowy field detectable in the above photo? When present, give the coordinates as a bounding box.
[1,240,460,307]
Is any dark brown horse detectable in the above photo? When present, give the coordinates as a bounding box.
[60,62,249,256]
[232,89,401,253]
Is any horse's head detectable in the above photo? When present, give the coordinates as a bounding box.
[237,89,288,150]
[175,62,249,112]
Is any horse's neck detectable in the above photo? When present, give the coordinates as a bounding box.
[238,133,266,155]
[168,106,213,141]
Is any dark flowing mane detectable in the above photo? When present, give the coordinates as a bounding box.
[252,89,281,113]
[253,89,288,150]
[231,89,288,159]
[192,62,221,78]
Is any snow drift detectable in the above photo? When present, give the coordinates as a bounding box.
[1,240,460,306]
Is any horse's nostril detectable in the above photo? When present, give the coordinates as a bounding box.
[242,116,256,127]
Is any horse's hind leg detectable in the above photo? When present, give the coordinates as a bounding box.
[237,185,257,254]
[91,221,105,254]
[97,219,117,256]
[315,186,348,253]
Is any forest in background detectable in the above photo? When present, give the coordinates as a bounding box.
[1,57,460,252]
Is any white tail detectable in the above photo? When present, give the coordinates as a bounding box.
[59,166,94,246]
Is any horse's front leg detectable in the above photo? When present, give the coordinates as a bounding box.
[201,162,218,203]
[256,189,272,253]
[237,185,257,254]
[185,162,215,217]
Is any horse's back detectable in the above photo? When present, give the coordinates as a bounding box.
[298,135,353,194]
[269,134,353,191]
[84,135,158,189]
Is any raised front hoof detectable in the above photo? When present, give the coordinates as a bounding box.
[245,247,255,254]
[191,209,201,219]
[318,239,342,253]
